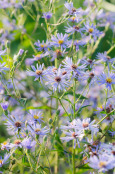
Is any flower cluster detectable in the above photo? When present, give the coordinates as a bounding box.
[0,0,115,173]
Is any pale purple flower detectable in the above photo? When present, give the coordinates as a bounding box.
[46,67,70,92]
[97,72,115,90]
[22,138,36,149]
[5,114,25,133]
[64,2,82,15]
[65,23,84,36]
[27,64,47,83]
[62,57,86,78]
[34,40,51,52]
[97,52,115,64]
[84,22,103,41]
[42,12,52,20]
[89,154,115,172]
[29,109,43,124]
[1,102,9,110]
[51,33,71,50]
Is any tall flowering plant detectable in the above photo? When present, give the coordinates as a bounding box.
[0,0,115,173]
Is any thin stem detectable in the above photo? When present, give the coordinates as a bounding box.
[72,79,76,174]
[55,56,59,173]
[97,109,115,125]
[25,149,36,172]
[107,44,115,54]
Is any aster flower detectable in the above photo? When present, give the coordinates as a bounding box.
[30,123,49,136]
[29,109,43,124]
[0,154,10,168]
[0,49,6,60]
[81,56,98,68]
[62,57,86,78]
[84,22,103,41]
[89,154,115,172]
[1,140,10,151]
[9,139,22,149]
[0,63,9,74]
[61,130,84,148]
[51,33,71,50]
[49,49,66,62]
[34,40,51,52]
[78,68,100,87]
[74,118,99,137]
[97,52,115,64]
[42,12,52,20]
[46,67,70,92]
[22,138,36,149]
[65,23,84,36]
[73,39,86,52]
[68,16,81,23]
[64,2,82,15]
[27,63,47,83]
[5,114,25,133]
[33,52,49,61]
[97,72,115,90]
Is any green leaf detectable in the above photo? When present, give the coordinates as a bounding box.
[25,105,55,110]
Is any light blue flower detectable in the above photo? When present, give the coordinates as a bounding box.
[84,22,103,41]
[97,72,115,90]
[51,33,71,50]
[97,52,115,64]
[46,67,70,92]
[64,2,82,15]
[89,154,115,172]
[29,109,43,124]
[65,23,84,36]
[27,63,47,83]
[34,40,51,52]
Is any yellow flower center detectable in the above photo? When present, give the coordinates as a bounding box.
[3,141,7,145]
[40,44,44,48]
[33,115,39,119]
[99,161,107,168]
[36,70,42,75]
[0,160,3,165]
[40,44,47,48]
[88,28,94,33]
[35,128,41,132]
[58,40,64,45]
[71,17,76,21]
[100,105,103,109]
[106,78,112,84]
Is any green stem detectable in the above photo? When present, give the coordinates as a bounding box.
[55,56,59,174]
[72,79,76,174]
[25,149,36,172]
[97,109,115,125]
[107,44,115,54]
